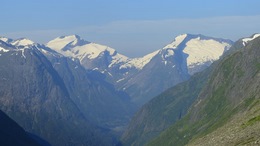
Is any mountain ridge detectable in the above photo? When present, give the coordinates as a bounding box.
[147,35,260,146]
[46,34,233,106]
[46,34,233,74]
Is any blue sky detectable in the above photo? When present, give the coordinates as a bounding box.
[1,0,260,57]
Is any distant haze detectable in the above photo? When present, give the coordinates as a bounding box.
[1,0,260,57]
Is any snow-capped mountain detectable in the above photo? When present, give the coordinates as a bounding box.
[46,35,127,62]
[46,34,233,106]
[0,36,35,46]
[117,34,233,105]
[0,37,35,58]
[46,35,134,83]
[122,34,231,75]
[161,34,232,75]
[0,38,34,58]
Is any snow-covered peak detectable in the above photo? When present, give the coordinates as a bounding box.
[242,33,260,46]
[150,34,232,74]
[163,34,187,49]
[121,34,232,71]
[47,35,129,69]
[11,38,34,46]
[184,37,231,64]
[0,36,13,43]
[47,35,89,51]
[70,43,119,60]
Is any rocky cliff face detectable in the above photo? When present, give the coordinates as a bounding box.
[44,50,135,134]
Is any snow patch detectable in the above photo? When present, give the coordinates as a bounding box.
[183,37,231,74]
[116,78,125,83]
[108,53,128,68]
[40,49,48,54]
[164,49,174,58]
[107,72,113,76]
[0,47,9,52]
[242,34,260,46]
[21,49,26,58]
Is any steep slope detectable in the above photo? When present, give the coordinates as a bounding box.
[224,33,260,56]
[148,35,260,146]
[120,34,232,106]
[0,41,115,146]
[121,68,211,146]
[0,109,46,146]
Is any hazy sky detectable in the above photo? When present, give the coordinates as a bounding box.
[1,0,260,57]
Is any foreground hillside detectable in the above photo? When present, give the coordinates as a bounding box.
[0,110,47,146]
[148,36,260,145]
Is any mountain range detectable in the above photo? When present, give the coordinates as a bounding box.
[46,34,233,106]
[1,33,257,146]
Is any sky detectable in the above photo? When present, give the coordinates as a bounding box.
[1,0,260,57]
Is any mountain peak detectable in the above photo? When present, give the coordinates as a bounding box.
[59,34,81,40]
[11,38,35,46]
[159,34,233,75]
[162,34,214,50]
[47,35,90,51]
